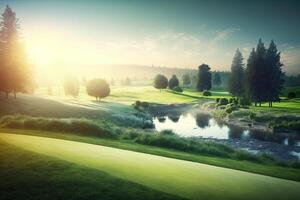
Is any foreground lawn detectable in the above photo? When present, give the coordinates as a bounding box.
[1,133,300,200]
[2,128,300,181]
[0,140,182,200]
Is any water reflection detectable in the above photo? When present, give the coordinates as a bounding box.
[153,112,300,146]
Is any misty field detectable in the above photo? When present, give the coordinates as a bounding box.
[1,133,300,200]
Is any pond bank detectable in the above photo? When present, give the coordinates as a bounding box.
[144,101,300,161]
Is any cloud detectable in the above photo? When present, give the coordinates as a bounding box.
[281,45,300,75]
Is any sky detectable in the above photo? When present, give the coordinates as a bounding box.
[0,0,300,75]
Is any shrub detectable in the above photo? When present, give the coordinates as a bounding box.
[0,116,118,138]
[173,86,183,93]
[229,98,239,105]
[216,98,220,103]
[203,90,211,96]
[225,103,237,114]
[218,98,228,106]
[140,101,149,108]
[160,129,175,135]
[288,92,296,99]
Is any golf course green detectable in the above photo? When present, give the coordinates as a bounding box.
[1,133,300,200]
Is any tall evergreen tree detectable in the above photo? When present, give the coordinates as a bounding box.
[265,40,284,107]
[246,39,284,107]
[196,64,211,91]
[213,72,222,88]
[0,5,32,98]
[229,49,244,97]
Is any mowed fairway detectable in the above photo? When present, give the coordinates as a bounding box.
[1,133,300,200]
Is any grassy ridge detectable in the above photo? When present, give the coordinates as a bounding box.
[2,128,300,181]
[1,133,300,200]
[0,140,183,200]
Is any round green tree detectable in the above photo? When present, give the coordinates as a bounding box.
[154,74,168,92]
[86,79,110,101]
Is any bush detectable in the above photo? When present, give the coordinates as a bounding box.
[203,90,211,96]
[229,98,239,105]
[160,129,175,135]
[218,98,229,106]
[225,103,237,114]
[216,98,220,103]
[173,86,183,93]
[288,92,296,99]
[1,116,118,138]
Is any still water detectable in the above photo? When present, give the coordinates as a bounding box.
[153,112,300,146]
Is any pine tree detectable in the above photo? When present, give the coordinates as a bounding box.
[265,40,284,107]
[246,39,269,106]
[0,5,32,98]
[197,64,211,91]
[229,49,244,97]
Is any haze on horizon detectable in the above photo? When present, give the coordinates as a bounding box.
[0,0,300,78]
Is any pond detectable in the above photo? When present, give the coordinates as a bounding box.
[153,112,300,146]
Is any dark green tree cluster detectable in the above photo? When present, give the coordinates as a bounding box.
[196,64,211,91]
[0,6,33,98]
[63,75,79,97]
[246,39,284,107]
[168,74,179,89]
[229,39,284,107]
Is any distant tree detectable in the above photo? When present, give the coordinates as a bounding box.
[213,72,222,88]
[63,75,79,97]
[229,49,244,97]
[196,64,211,91]
[154,74,168,92]
[182,73,191,85]
[0,6,32,98]
[86,79,110,101]
[168,74,179,89]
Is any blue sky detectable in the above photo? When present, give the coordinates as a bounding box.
[0,0,300,74]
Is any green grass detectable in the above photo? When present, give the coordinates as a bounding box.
[1,132,300,200]
[0,140,183,200]
[2,128,300,182]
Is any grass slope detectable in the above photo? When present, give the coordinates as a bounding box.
[0,140,183,200]
[1,133,300,200]
[2,128,300,181]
